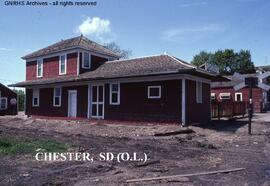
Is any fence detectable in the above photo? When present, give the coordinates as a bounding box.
[211,101,247,120]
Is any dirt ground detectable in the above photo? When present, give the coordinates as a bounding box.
[0,114,270,186]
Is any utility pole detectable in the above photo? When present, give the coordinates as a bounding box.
[248,79,253,135]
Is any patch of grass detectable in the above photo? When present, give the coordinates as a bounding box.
[0,137,69,155]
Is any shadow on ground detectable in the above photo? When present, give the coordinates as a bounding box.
[193,119,248,133]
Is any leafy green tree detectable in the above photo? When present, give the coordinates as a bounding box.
[13,89,25,111]
[191,49,255,75]
[191,51,212,67]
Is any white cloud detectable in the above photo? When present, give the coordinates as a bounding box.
[76,17,114,43]
[0,48,12,52]
[179,1,207,8]
[161,25,225,42]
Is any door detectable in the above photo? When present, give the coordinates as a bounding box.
[68,90,77,117]
[91,85,104,119]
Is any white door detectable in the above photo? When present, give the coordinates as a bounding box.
[91,85,104,119]
[68,90,77,117]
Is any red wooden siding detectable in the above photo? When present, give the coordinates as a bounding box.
[104,80,182,122]
[25,52,78,80]
[211,87,263,112]
[186,80,211,124]
[79,52,108,74]
[26,61,37,80]
[0,85,17,116]
[25,85,88,117]
[25,79,212,124]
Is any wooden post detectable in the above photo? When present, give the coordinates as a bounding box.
[218,102,220,121]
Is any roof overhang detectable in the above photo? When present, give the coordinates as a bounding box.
[9,68,228,88]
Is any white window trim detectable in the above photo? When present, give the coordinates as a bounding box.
[196,81,203,103]
[109,83,120,105]
[219,93,231,100]
[36,59,43,78]
[235,92,243,101]
[148,86,161,99]
[32,89,40,107]
[211,93,216,100]
[0,97,7,110]
[82,52,91,69]
[59,54,67,75]
[53,87,62,107]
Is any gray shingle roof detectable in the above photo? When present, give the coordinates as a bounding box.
[22,35,120,60]
[211,73,258,88]
[11,54,224,87]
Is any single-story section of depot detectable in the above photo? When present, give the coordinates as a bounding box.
[11,52,225,125]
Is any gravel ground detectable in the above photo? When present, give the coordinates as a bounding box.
[0,115,270,186]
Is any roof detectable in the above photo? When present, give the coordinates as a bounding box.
[211,73,258,88]
[11,54,226,87]
[22,35,120,60]
[256,65,270,72]
[0,83,17,95]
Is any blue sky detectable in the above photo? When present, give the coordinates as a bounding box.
[1,0,270,86]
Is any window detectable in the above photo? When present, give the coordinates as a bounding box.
[0,97,7,110]
[148,86,161,99]
[83,52,91,69]
[196,81,203,103]
[110,83,120,105]
[59,54,66,75]
[53,88,62,107]
[32,89,39,107]
[37,59,43,77]
[219,93,231,100]
[235,92,243,102]
[211,93,216,100]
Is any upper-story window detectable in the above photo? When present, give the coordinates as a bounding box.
[83,52,91,69]
[59,54,67,75]
[37,59,43,78]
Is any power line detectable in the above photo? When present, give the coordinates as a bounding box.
[0,78,19,83]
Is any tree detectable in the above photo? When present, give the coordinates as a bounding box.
[191,49,255,75]
[104,42,132,59]
[13,89,25,111]
[191,51,212,67]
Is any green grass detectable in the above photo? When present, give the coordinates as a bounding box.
[0,137,69,155]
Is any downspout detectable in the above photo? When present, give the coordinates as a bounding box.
[181,78,186,126]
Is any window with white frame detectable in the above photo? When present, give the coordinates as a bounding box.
[32,89,39,107]
[83,52,91,69]
[219,93,231,100]
[211,93,216,100]
[59,54,66,75]
[235,92,243,102]
[53,87,62,106]
[148,86,161,99]
[37,59,43,77]
[0,97,7,110]
[110,83,120,105]
[196,81,203,103]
